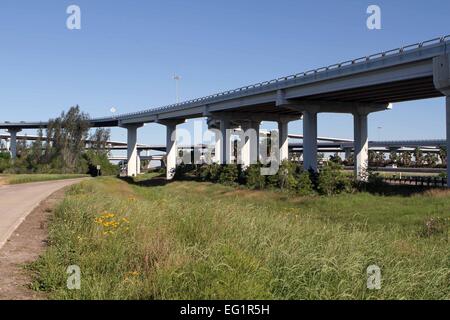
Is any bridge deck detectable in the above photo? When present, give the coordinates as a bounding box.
[1,36,449,129]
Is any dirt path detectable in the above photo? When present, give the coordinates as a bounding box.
[0,183,79,300]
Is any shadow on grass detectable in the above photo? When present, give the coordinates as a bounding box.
[120,173,446,198]
[120,173,210,188]
[359,183,446,197]
[120,174,174,187]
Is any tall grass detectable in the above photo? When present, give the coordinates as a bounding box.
[30,177,449,299]
[4,174,88,185]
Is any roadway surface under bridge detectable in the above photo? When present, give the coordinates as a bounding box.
[0,179,85,249]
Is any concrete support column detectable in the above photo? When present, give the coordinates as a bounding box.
[5,139,10,154]
[219,119,231,164]
[214,131,222,164]
[240,124,250,167]
[446,96,450,187]
[165,122,178,180]
[278,120,289,162]
[123,124,142,177]
[354,113,369,181]
[240,121,260,167]
[7,128,21,160]
[303,111,318,171]
[252,121,261,163]
[136,151,141,175]
[250,121,260,164]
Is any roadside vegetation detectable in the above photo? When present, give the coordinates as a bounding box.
[30,175,449,300]
[330,147,447,169]
[172,160,427,196]
[0,106,118,176]
[1,174,88,185]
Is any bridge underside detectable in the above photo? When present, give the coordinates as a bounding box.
[303,76,442,104]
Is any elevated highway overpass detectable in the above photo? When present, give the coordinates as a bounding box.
[2,35,450,184]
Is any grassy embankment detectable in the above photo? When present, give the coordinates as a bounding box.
[0,174,88,185]
[30,174,449,299]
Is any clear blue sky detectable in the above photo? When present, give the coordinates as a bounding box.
[1,0,449,144]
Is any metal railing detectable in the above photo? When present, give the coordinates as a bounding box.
[383,175,447,187]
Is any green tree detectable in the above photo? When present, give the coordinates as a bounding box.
[389,150,399,164]
[400,151,412,167]
[414,147,424,167]
[46,106,90,173]
[439,147,447,166]
[317,162,352,195]
[424,153,438,167]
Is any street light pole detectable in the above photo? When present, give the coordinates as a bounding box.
[173,74,181,103]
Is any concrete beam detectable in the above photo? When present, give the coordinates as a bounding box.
[433,54,450,96]
[209,111,300,125]
[283,100,388,114]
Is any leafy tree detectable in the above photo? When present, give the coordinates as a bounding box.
[277,160,298,191]
[219,164,239,185]
[389,150,399,164]
[89,128,110,154]
[317,162,352,195]
[296,171,314,195]
[414,147,424,167]
[424,153,438,167]
[439,147,447,166]
[244,163,266,189]
[400,151,412,167]
[46,106,90,173]
[329,153,343,165]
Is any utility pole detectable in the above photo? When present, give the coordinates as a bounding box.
[173,74,181,103]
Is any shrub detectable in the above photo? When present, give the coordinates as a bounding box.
[83,151,119,176]
[296,171,314,195]
[198,165,211,181]
[244,163,266,189]
[277,160,298,191]
[197,163,223,182]
[209,164,223,182]
[0,152,11,160]
[173,163,196,179]
[0,153,11,173]
[265,172,279,189]
[317,162,352,195]
[219,164,239,185]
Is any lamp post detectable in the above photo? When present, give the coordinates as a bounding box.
[173,74,181,103]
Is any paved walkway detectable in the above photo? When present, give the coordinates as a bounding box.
[0,179,84,249]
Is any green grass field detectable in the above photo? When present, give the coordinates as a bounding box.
[30,174,449,299]
[0,174,88,185]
